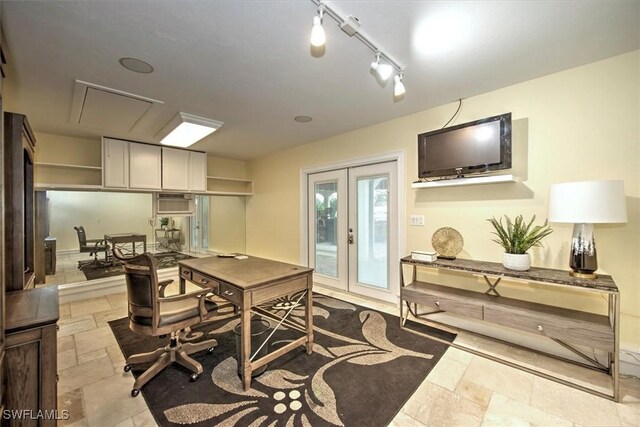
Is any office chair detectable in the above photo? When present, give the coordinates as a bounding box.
[113,248,219,396]
[74,226,109,266]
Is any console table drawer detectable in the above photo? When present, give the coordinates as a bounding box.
[484,305,614,352]
[403,286,483,320]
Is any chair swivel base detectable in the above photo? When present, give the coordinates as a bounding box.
[124,336,218,397]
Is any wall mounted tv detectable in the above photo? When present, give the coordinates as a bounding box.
[418,112,512,179]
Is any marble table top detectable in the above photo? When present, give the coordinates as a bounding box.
[401,256,618,293]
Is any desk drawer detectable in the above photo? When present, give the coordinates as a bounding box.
[219,282,242,306]
[192,271,218,291]
[483,305,614,352]
[180,267,192,281]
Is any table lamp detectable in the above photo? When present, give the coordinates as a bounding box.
[548,180,627,279]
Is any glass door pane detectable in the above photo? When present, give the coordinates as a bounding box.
[348,161,398,304]
[356,175,388,288]
[315,181,338,277]
[308,169,347,290]
[189,195,209,254]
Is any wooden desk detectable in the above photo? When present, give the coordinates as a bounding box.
[179,255,314,390]
[400,256,620,401]
[105,232,147,261]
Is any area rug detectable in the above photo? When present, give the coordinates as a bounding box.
[109,294,455,426]
[79,251,195,280]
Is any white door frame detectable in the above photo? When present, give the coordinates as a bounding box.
[299,150,406,303]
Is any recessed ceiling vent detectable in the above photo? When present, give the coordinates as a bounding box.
[70,80,163,132]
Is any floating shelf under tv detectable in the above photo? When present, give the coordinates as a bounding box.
[412,174,516,189]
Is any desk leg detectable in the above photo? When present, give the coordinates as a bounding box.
[241,307,252,391]
[179,276,186,294]
[305,275,314,355]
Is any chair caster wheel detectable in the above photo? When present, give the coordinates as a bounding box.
[131,389,140,397]
[207,346,216,354]
[190,373,199,382]
[124,364,132,372]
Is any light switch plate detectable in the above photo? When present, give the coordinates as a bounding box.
[410,215,425,226]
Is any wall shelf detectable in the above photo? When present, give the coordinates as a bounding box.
[411,174,515,189]
[206,176,253,195]
[35,162,102,170]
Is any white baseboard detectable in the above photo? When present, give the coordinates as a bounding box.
[58,267,179,304]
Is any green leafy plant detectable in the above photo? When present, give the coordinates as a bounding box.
[487,214,553,254]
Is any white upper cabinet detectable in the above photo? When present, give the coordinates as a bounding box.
[162,147,190,191]
[103,138,129,188]
[129,143,161,190]
[103,138,206,192]
[188,152,207,192]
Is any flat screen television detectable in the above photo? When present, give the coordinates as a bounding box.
[418,113,512,179]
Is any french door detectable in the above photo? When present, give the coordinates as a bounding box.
[189,195,209,253]
[308,162,398,303]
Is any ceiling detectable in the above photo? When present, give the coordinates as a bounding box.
[2,1,639,160]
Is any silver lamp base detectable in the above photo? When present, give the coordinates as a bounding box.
[570,223,598,279]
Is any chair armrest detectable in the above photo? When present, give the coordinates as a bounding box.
[158,279,174,298]
[158,288,212,303]
[86,238,105,244]
[159,288,213,321]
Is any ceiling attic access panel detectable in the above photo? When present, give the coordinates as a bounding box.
[70,80,163,133]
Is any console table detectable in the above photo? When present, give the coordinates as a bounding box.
[400,256,619,401]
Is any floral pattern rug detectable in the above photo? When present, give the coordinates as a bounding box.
[109,294,455,426]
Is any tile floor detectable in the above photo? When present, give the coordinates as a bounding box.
[57,278,640,427]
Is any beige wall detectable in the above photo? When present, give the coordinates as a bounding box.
[246,51,640,347]
[34,133,102,185]
[47,191,154,252]
[209,196,246,253]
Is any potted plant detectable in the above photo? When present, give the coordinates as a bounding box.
[160,217,169,230]
[487,214,553,271]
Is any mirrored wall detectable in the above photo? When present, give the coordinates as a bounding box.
[38,190,246,287]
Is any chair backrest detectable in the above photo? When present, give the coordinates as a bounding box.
[113,248,160,330]
[74,226,87,248]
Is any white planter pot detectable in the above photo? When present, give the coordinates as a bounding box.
[503,253,531,271]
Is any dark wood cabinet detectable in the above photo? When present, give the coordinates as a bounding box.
[3,112,37,292]
[4,287,59,426]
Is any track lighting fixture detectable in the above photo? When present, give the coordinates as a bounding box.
[393,72,406,97]
[370,52,394,82]
[310,5,326,47]
[308,0,406,100]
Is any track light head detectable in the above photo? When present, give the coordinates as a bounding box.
[310,6,326,47]
[394,72,406,97]
[370,53,394,82]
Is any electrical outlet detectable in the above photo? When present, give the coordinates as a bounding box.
[410,215,425,226]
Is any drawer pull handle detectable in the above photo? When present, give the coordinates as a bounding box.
[537,325,543,331]
[435,301,440,307]
[200,279,208,284]
[182,270,190,276]
[224,291,234,296]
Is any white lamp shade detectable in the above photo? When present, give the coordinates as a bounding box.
[548,180,627,223]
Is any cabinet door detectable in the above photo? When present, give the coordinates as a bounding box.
[129,143,161,189]
[103,138,129,188]
[162,147,189,191]
[189,152,207,192]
